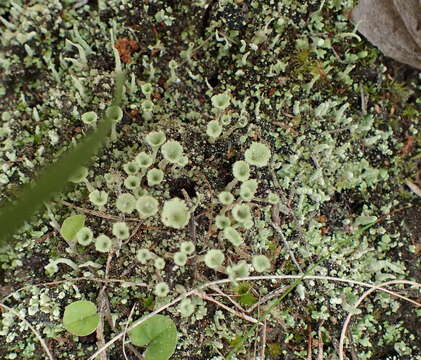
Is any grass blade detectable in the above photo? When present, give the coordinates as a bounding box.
[0,72,125,247]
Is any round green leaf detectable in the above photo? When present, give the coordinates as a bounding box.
[129,314,177,360]
[63,300,99,336]
[60,215,86,242]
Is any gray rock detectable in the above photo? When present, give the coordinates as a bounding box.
[351,0,421,69]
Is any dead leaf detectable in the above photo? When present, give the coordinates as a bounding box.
[405,179,421,197]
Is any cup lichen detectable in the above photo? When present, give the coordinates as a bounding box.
[161,198,190,229]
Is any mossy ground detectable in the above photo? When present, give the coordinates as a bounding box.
[0,0,420,359]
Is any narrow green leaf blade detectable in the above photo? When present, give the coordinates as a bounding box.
[0,118,109,247]
[0,72,125,248]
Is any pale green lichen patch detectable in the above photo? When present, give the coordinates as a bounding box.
[0,0,420,359]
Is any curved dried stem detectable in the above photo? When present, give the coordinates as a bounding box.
[2,274,418,360]
[122,304,137,360]
[87,275,421,360]
[338,279,420,360]
[0,302,55,360]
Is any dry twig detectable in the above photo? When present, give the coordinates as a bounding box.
[317,321,324,360]
[0,302,55,360]
[61,200,141,221]
[96,288,108,360]
[193,290,261,324]
[208,284,246,312]
[260,319,267,360]
[338,279,420,360]
[87,275,420,360]
[307,324,312,360]
[122,304,137,360]
[95,246,115,360]
[246,284,288,313]
[271,214,303,273]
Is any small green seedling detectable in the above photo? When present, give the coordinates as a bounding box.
[129,315,177,360]
[62,300,99,336]
[60,215,86,242]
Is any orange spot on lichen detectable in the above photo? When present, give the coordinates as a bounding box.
[114,38,140,64]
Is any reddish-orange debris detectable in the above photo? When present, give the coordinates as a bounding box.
[197,94,206,104]
[114,38,140,64]
[267,88,276,97]
[129,109,140,119]
[316,215,327,223]
[400,133,414,156]
[320,227,330,235]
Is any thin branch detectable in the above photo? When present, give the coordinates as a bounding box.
[0,302,55,360]
[348,328,359,360]
[96,241,115,360]
[338,280,420,360]
[122,223,142,246]
[272,223,303,273]
[360,86,368,115]
[317,321,324,360]
[260,319,267,360]
[246,285,288,313]
[60,200,141,221]
[87,275,420,360]
[208,284,246,313]
[193,290,260,324]
[307,324,312,360]
[96,288,108,360]
[101,295,142,360]
[122,304,137,360]
[104,250,114,280]
[271,207,303,273]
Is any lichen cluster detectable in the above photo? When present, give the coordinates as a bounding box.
[0,0,420,359]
